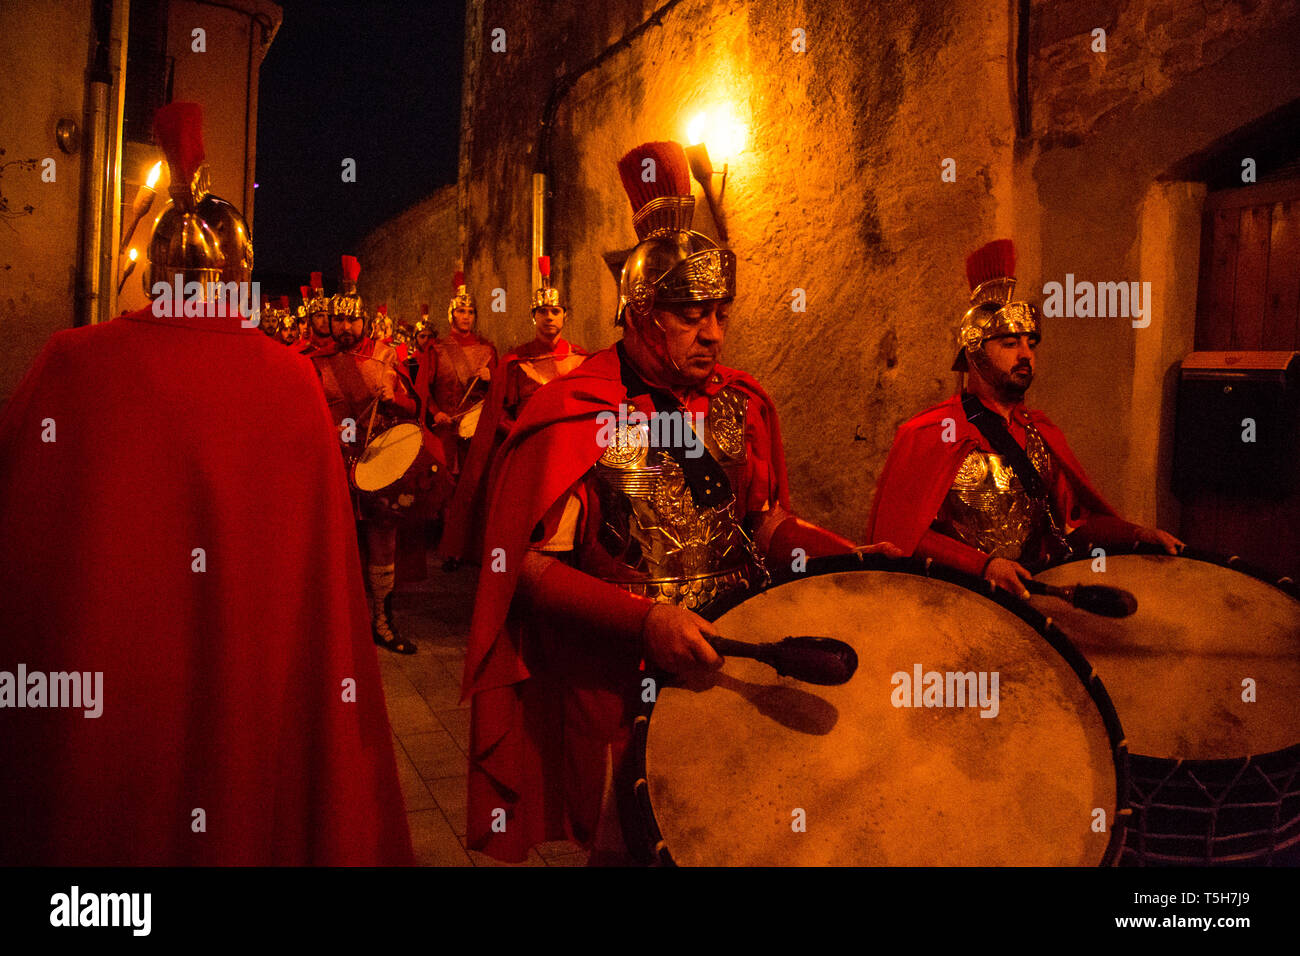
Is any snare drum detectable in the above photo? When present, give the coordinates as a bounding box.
[1030,549,1300,865]
[632,555,1127,866]
[350,422,443,521]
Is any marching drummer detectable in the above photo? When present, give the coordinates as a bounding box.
[438,255,588,567]
[867,238,1182,598]
[460,141,898,865]
[309,254,420,654]
[415,272,497,492]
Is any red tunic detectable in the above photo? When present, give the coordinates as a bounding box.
[439,336,588,564]
[866,393,1132,575]
[461,345,793,861]
[0,305,413,865]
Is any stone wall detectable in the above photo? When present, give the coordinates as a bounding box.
[453,0,1017,538]
[357,0,1300,538]
[0,0,95,406]
[1023,0,1300,530]
[356,184,459,327]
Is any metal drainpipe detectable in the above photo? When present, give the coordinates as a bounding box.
[99,0,129,323]
[532,0,685,291]
[78,0,114,326]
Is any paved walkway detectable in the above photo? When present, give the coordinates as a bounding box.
[383,560,589,866]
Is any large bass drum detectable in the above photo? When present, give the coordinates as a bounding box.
[632,555,1128,866]
[1029,548,1300,865]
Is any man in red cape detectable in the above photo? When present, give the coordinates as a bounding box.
[310,255,429,654]
[0,103,412,865]
[439,255,588,566]
[461,142,896,863]
[416,272,498,499]
[296,272,331,356]
[868,238,1180,595]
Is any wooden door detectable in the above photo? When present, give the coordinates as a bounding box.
[1182,179,1300,579]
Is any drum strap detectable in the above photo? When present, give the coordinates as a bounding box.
[617,343,734,510]
[960,392,1047,499]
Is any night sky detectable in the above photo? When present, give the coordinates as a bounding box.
[253,0,465,289]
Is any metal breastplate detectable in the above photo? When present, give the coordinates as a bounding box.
[932,426,1056,563]
[591,386,757,610]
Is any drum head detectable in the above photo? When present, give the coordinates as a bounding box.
[353,423,423,491]
[1031,553,1300,760]
[458,402,483,439]
[642,567,1121,866]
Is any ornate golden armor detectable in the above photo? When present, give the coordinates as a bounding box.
[932,425,1063,563]
[591,387,758,610]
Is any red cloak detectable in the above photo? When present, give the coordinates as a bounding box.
[0,305,413,865]
[866,393,1120,558]
[461,345,792,861]
[438,336,588,565]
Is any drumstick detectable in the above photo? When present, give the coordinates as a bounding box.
[455,375,481,411]
[708,635,858,686]
[362,393,382,448]
[1025,580,1137,618]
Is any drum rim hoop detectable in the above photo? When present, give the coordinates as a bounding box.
[1043,543,1299,601]
[632,552,1131,867]
[1045,544,1300,772]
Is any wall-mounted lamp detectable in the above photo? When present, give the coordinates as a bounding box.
[684,143,728,242]
[117,247,138,294]
[684,110,745,243]
[120,160,163,255]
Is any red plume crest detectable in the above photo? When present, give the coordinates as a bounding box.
[617,141,691,214]
[965,239,1017,291]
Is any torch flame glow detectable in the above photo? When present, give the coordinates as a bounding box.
[685,107,746,163]
[128,247,138,262]
[145,161,163,190]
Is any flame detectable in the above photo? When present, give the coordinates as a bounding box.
[128,247,138,262]
[687,112,707,147]
[684,107,747,163]
[145,160,163,190]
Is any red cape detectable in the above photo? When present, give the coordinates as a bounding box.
[0,305,413,865]
[439,336,587,564]
[866,393,1118,554]
[461,345,792,860]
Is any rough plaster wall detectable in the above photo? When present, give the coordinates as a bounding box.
[0,0,92,406]
[369,0,1300,537]
[1026,0,1300,521]
[356,185,459,322]
[462,0,1015,538]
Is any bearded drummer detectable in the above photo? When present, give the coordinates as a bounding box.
[461,141,898,864]
[867,238,1182,598]
[309,254,420,654]
[268,296,298,346]
[438,256,588,567]
[297,272,332,356]
[415,272,497,484]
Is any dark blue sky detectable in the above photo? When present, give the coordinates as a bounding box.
[253,0,465,285]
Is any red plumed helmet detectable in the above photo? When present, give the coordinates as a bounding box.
[965,239,1017,294]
